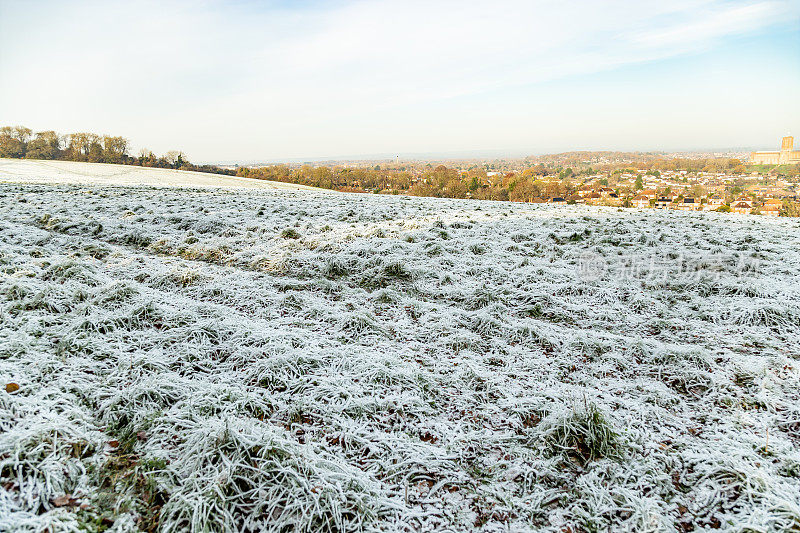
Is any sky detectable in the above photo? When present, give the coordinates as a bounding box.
[1,0,799,162]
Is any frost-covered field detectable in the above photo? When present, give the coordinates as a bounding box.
[0,159,315,190]
[1,182,799,532]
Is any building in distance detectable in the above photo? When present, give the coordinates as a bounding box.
[750,136,800,165]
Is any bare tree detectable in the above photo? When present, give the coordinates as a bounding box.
[11,126,33,143]
[164,150,181,164]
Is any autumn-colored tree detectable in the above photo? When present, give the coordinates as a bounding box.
[25,131,61,159]
[0,126,29,158]
[13,126,33,144]
[138,148,157,166]
[545,180,565,199]
[780,200,800,217]
[88,140,104,162]
[66,132,101,161]
[102,136,129,163]
[689,184,706,199]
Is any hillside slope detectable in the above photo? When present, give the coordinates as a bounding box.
[0,159,319,190]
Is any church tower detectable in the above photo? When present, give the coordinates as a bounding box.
[779,136,794,164]
[748,135,799,165]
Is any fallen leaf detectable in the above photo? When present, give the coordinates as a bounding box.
[5,383,19,393]
[53,495,79,507]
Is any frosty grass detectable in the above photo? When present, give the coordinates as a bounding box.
[1,183,799,532]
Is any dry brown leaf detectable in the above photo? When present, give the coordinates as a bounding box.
[53,495,76,507]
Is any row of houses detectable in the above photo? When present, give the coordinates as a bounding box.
[644,196,782,215]
[553,187,787,216]
[631,189,784,215]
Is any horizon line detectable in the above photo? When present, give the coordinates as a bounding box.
[198,145,769,166]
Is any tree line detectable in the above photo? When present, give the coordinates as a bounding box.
[0,125,235,176]
[237,163,581,202]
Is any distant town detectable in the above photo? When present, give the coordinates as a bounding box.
[239,135,800,217]
[540,136,798,216]
[2,125,798,217]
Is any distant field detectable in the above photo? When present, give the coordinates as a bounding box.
[0,158,318,191]
[1,181,799,531]
[747,163,799,174]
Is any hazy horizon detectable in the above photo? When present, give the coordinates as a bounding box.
[206,146,760,167]
[1,0,799,163]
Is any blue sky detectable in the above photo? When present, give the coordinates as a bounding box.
[1,0,798,162]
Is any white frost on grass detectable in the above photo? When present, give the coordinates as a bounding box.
[0,159,319,191]
[0,183,799,531]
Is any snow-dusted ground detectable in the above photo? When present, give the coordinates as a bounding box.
[0,159,317,190]
[1,182,799,532]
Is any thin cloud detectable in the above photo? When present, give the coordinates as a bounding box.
[0,0,797,160]
[628,1,793,49]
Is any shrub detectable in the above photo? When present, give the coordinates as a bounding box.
[322,257,349,279]
[154,419,390,532]
[281,228,301,239]
[540,403,621,464]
